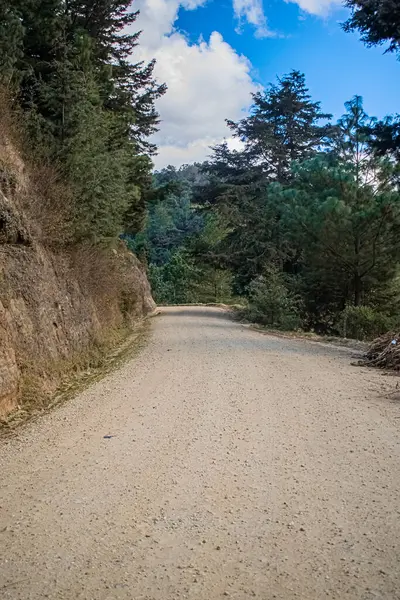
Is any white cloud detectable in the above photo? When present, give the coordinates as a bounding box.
[134,0,257,167]
[135,0,207,48]
[154,136,245,169]
[232,0,272,38]
[285,0,341,16]
[154,137,221,168]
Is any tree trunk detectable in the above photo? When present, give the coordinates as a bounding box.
[354,274,362,307]
[354,234,361,306]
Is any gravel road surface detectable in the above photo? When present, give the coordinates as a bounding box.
[1,306,400,600]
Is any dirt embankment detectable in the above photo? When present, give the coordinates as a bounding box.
[0,134,154,418]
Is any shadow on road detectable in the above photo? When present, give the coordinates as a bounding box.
[159,307,234,321]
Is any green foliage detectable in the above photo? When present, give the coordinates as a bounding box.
[0,0,166,244]
[244,268,302,330]
[128,177,204,265]
[343,0,400,56]
[280,98,400,312]
[368,115,400,163]
[191,267,234,304]
[198,72,332,293]
[226,70,332,184]
[337,306,394,341]
[198,83,400,335]
[0,2,24,84]
[131,164,236,305]
[65,107,134,242]
[149,250,198,305]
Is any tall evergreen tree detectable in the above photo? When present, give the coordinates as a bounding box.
[0,1,24,84]
[343,0,400,56]
[0,0,166,241]
[226,70,332,183]
[281,97,400,310]
[65,1,166,152]
[197,72,331,290]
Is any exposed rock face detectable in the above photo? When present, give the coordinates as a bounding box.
[0,145,155,418]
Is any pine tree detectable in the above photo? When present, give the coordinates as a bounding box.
[197,72,331,290]
[0,1,24,84]
[65,0,167,152]
[343,0,400,56]
[281,97,400,309]
[343,0,400,163]
[0,0,167,243]
[66,0,140,63]
[226,70,332,183]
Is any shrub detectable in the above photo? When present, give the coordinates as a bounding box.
[244,268,302,330]
[337,305,394,340]
[148,250,197,304]
[192,267,234,304]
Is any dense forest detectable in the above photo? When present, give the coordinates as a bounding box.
[0,0,166,243]
[1,0,400,341]
[128,0,400,340]
[131,71,400,339]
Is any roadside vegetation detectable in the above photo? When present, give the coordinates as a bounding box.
[0,0,165,247]
[2,0,400,348]
[131,74,400,341]
[126,0,400,344]
[0,1,166,418]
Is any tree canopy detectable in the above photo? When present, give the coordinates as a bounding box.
[134,72,400,339]
[2,0,400,341]
[343,0,400,56]
[0,0,166,243]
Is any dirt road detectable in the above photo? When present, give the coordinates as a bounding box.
[1,306,400,600]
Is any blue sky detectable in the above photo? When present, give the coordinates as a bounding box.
[178,1,399,119]
[134,0,399,167]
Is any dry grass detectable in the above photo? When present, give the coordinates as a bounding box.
[0,87,154,427]
[0,86,72,248]
[70,243,127,324]
[1,319,151,433]
[22,161,73,247]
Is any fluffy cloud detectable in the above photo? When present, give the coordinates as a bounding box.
[154,136,242,167]
[134,0,207,49]
[232,0,272,38]
[285,0,341,15]
[134,0,257,168]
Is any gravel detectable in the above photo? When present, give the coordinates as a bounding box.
[1,306,400,599]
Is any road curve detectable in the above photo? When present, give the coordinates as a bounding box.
[1,306,400,600]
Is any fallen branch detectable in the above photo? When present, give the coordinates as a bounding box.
[357,332,400,370]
